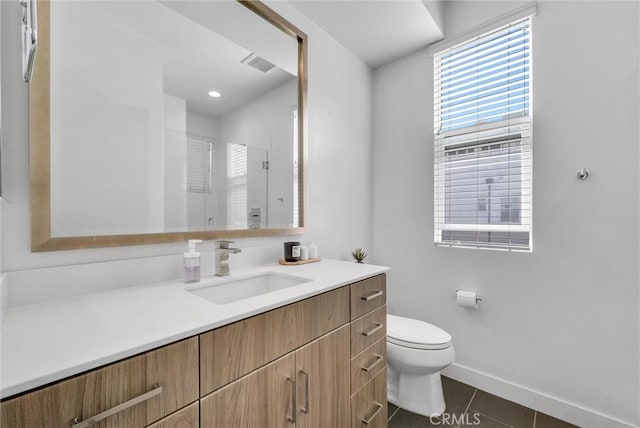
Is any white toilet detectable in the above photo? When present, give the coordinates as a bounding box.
[386,314,455,417]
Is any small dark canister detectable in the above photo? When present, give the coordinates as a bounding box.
[284,241,301,262]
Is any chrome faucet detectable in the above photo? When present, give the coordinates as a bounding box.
[215,240,241,276]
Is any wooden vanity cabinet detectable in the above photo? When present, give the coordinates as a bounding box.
[200,324,351,428]
[145,403,199,428]
[0,338,199,428]
[200,353,296,428]
[351,369,388,428]
[1,274,388,428]
[349,275,388,428]
[199,286,350,395]
[198,276,387,428]
[350,274,386,320]
[294,324,351,428]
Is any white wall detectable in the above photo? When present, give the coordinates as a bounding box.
[186,111,219,140]
[163,94,187,230]
[0,0,373,292]
[49,2,165,237]
[0,0,4,371]
[372,2,639,426]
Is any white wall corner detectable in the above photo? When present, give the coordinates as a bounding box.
[421,0,445,37]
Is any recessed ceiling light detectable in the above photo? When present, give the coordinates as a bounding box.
[208,90,221,98]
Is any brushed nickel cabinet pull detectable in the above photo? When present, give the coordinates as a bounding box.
[361,290,383,301]
[361,354,384,372]
[286,377,296,424]
[362,323,383,337]
[300,369,310,414]
[361,402,384,425]
[71,383,163,428]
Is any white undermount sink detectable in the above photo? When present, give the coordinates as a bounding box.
[187,272,312,305]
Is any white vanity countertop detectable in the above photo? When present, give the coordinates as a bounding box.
[0,259,389,398]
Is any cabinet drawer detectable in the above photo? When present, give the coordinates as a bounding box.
[145,403,199,428]
[1,338,199,428]
[351,368,387,428]
[351,338,386,393]
[350,305,386,357]
[350,274,386,320]
[200,286,350,395]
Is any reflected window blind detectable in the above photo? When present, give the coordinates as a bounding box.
[292,110,299,227]
[434,16,532,251]
[187,136,212,193]
[227,143,248,227]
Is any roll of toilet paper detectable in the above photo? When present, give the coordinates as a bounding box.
[456,290,479,309]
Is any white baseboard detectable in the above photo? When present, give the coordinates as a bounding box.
[443,363,637,428]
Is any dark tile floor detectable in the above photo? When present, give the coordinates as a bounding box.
[387,376,578,428]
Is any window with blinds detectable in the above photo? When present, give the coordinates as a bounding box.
[433,16,532,251]
[186,136,212,193]
[227,143,248,228]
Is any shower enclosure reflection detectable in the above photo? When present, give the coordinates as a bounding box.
[164,130,286,232]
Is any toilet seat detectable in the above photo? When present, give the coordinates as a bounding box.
[387,314,452,350]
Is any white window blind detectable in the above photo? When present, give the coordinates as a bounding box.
[434,16,532,251]
[227,143,248,228]
[186,136,212,193]
[292,109,299,227]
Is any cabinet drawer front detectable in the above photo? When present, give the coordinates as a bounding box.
[351,368,387,428]
[200,286,350,396]
[350,305,387,357]
[1,338,199,428]
[145,403,199,428]
[350,338,386,393]
[350,274,386,320]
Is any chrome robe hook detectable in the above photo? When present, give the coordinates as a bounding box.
[577,168,589,180]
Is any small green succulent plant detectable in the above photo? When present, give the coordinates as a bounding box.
[352,248,368,263]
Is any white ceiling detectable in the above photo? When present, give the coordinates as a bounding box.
[78,1,297,119]
[290,0,444,69]
[67,0,442,119]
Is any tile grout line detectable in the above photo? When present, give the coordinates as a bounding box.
[455,388,478,428]
[387,406,400,422]
[468,408,516,428]
[463,388,478,415]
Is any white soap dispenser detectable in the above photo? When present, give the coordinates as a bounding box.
[184,239,203,283]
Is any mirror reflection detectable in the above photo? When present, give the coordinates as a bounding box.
[49,0,299,238]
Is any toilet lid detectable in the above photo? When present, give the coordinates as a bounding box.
[387,314,452,350]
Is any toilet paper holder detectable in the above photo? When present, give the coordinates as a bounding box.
[455,289,482,304]
[455,290,482,309]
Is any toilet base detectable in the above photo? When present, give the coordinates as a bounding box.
[387,367,446,418]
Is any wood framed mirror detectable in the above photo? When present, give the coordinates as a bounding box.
[30,0,307,251]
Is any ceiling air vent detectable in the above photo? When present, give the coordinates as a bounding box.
[241,53,275,73]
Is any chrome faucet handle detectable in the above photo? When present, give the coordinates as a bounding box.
[215,241,239,276]
[216,240,235,249]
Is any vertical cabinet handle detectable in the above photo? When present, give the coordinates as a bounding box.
[361,290,383,301]
[286,377,296,424]
[300,370,310,414]
[362,323,383,337]
[361,402,384,425]
[71,384,163,428]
